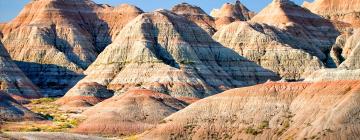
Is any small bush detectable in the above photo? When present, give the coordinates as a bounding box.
[245,126,262,135]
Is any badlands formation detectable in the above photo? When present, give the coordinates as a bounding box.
[211,0,255,29]
[0,0,142,96]
[304,0,360,27]
[140,81,360,140]
[58,9,279,106]
[214,0,339,80]
[172,3,216,35]
[0,0,360,139]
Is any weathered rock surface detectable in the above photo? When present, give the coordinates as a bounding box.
[140,80,360,140]
[303,0,360,27]
[0,0,142,96]
[328,29,360,69]
[172,3,216,35]
[0,41,41,99]
[213,22,325,80]
[97,4,144,40]
[213,0,339,80]
[210,0,255,29]
[55,82,113,108]
[0,91,41,121]
[306,69,360,82]
[61,9,279,104]
[251,0,339,53]
[73,89,187,136]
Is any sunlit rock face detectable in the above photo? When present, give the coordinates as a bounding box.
[0,91,41,122]
[140,80,360,140]
[213,0,339,80]
[172,3,216,35]
[328,29,360,69]
[72,89,188,136]
[213,22,325,80]
[0,41,41,99]
[0,0,142,96]
[303,0,360,27]
[96,4,144,40]
[59,9,279,105]
[211,0,255,30]
[250,0,339,54]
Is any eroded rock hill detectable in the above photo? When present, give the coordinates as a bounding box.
[303,0,360,27]
[213,0,339,80]
[0,91,41,122]
[0,41,41,99]
[0,0,142,96]
[210,0,255,29]
[172,3,216,35]
[140,80,360,140]
[58,9,280,106]
[72,89,187,136]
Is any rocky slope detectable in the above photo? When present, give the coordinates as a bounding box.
[59,10,280,106]
[210,0,255,29]
[0,0,141,96]
[303,0,360,27]
[172,3,216,35]
[213,0,339,80]
[96,4,144,40]
[72,89,187,136]
[140,80,360,140]
[0,41,41,99]
[327,29,360,69]
[251,0,338,53]
[305,69,360,82]
[213,22,325,80]
[0,91,41,121]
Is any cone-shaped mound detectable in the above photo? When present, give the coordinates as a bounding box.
[210,0,255,29]
[72,89,187,136]
[172,3,216,35]
[250,0,339,53]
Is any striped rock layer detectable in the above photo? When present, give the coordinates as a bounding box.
[213,0,339,80]
[0,41,41,99]
[171,3,216,35]
[303,0,360,27]
[59,10,280,106]
[210,0,255,29]
[0,91,41,121]
[140,80,360,140]
[73,89,187,136]
[0,0,142,96]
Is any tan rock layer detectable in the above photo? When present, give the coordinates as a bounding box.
[303,0,360,27]
[172,3,216,35]
[210,0,255,29]
[140,80,360,140]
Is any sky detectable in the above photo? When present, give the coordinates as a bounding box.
[0,0,314,22]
